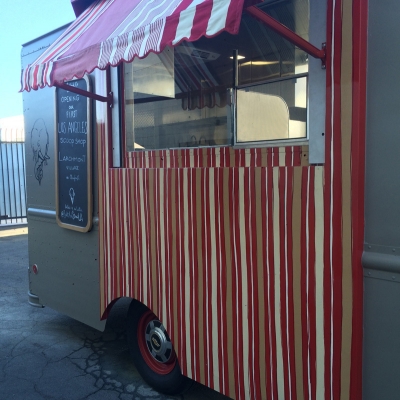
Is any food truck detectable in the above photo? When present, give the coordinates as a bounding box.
[20,0,400,398]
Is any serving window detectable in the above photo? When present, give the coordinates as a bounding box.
[124,0,309,151]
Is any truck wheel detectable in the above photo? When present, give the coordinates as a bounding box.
[127,301,192,395]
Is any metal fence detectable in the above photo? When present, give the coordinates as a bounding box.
[0,124,27,225]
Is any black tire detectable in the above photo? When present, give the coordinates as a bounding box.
[126,300,192,395]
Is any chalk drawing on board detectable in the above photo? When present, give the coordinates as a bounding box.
[31,118,50,185]
[69,188,75,204]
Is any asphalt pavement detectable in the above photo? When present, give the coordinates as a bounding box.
[0,227,231,400]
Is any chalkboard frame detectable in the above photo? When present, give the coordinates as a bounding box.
[55,75,92,232]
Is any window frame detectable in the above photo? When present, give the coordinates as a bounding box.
[120,0,326,161]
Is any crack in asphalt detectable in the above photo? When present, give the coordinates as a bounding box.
[70,334,149,398]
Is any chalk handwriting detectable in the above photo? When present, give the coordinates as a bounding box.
[59,138,86,147]
[66,110,78,118]
[61,94,80,102]
[66,174,80,182]
[61,209,83,222]
[68,121,87,134]
[58,153,86,163]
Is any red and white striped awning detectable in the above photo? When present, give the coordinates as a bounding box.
[21,0,246,92]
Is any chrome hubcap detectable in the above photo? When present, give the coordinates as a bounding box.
[144,320,173,363]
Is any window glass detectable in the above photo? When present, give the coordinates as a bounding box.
[237,75,307,142]
[125,0,309,151]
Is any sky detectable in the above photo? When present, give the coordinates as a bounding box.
[0,0,76,119]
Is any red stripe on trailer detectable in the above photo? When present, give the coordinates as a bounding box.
[191,168,200,381]
[117,170,122,297]
[165,169,173,336]
[213,169,223,391]
[308,167,317,400]
[259,168,269,399]
[267,164,278,400]
[171,168,178,345]
[153,168,161,317]
[221,168,228,393]
[266,148,271,169]
[151,168,157,311]
[278,167,290,399]
[294,147,298,166]
[285,146,292,166]
[179,168,187,373]
[350,0,367,397]
[99,120,107,311]
[224,147,230,168]
[300,167,309,400]
[243,167,253,398]
[272,147,278,167]
[133,169,138,301]
[175,168,182,370]
[186,169,193,378]
[220,168,230,394]
[252,168,262,400]
[201,168,208,385]
[127,172,133,300]
[323,0,334,397]
[199,167,208,385]
[228,168,238,398]
[206,167,213,387]
[205,168,214,388]
[141,169,147,305]
[121,170,126,296]
[331,0,344,397]
[144,169,149,298]
[108,167,113,303]
[110,170,116,300]
[120,169,125,297]
[177,167,182,343]
[249,148,254,167]
[286,166,297,400]
[246,167,254,399]
[258,148,263,167]
[117,170,122,298]
[147,169,152,308]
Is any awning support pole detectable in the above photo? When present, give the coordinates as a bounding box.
[54,82,113,107]
[245,5,326,68]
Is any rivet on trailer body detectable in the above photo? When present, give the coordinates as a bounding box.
[32,264,38,274]
[392,276,396,280]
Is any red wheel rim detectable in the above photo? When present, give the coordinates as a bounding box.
[137,310,177,375]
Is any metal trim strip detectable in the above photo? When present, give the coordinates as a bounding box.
[362,251,400,274]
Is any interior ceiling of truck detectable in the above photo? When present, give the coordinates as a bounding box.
[173,0,309,90]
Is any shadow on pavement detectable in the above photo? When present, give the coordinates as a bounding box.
[0,230,231,400]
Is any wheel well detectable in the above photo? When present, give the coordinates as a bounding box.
[102,296,142,320]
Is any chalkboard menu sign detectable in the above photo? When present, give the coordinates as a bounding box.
[55,76,92,232]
